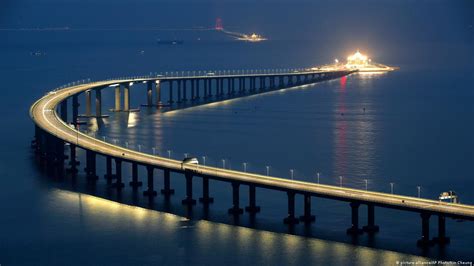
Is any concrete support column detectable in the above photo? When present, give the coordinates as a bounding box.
[85,90,92,117]
[161,169,174,196]
[284,191,299,224]
[299,194,315,223]
[177,80,182,103]
[362,204,380,233]
[112,158,124,188]
[183,80,187,101]
[123,84,130,111]
[72,95,79,125]
[191,79,195,101]
[228,182,243,214]
[433,215,450,245]
[245,185,260,213]
[143,165,157,196]
[129,163,142,188]
[199,177,213,204]
[95,89,102,117]
[417,212,432,246]
[115,85,121,111]
[67,144,79,173]
[84,150,97,180]
[169,81,174,104]
[60,99,68,122]
[227,78,231,95]
[204,79,208,99]
[104,156,114,182]
[146,82,153,106]
[156,81,162,106]
[347,202,363,234]
[196,79,200,99]
[182,172,196,205]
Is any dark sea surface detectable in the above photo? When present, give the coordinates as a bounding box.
[1,1,473,265]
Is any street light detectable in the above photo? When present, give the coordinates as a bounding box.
[417,186,421,198]
[202,156,206,165]
[364,179,368,191]
[266,166,270,176]
[290,169,294,180]
[138,144,142,152]
[317,172,320,184]
[222,159,226,169]
[243,162,247,172]
[152,147,156,155]
[390,182,394,194]
[339,176,343,187]
[167,150,171,158]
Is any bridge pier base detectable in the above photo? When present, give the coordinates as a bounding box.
[84,150,98,180]
[299,194,315,223]
[111,158,124,188]
[245,185,260,213]
[362,204,379,233]
[199,177,213,204]
[432,215,450,245]
[104,156,115,182]
[160,169,175,196]
[283,191,299,224]
[67,144,79,173]
[347,202,363,234]
[182,172,196,205]
[228,182,243,214]
[143,166,157,196]
[417,212,434,246]
[129,163,142,188]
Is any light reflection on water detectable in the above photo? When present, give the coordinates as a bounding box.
[49,190,427,265]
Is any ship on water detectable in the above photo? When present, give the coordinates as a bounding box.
[156,39,184,45]
[318,51,397,73]
[236,33,267,42]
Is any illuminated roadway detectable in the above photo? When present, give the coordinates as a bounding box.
[30,73,474,221]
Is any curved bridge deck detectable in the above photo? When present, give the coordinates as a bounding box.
[30,70,474,247]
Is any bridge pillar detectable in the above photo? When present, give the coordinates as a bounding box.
[129,162,142,188]
[114,85,121,111]
[347,202,363,234]
[245,185,260,213]
[195,79,200,99]
[111,158,124,188]
[191,79,195,101]
[228,182,243,214]
[299,194,315,223]
[227,78,231,95]
[95,89,102,117]
[85,90,92,117]
[161,169,175,196]
[146,81,153,106]
[84,150,98,180]
[183,80,187,101]
[156,81,162,106]
[72,95,79,125]
[67,144,79,173]
[104,156,114,182]
[60,99,68,122]
[182,172,196,205]
[123,84,130,111]
[143,165,157,196]
[199,177,213,204]
[168,81,174,104]
[362,204,379,233]
[417,212,433,246]
[433,215,450,245]
[204,79,209,99]
[284,191,299,224]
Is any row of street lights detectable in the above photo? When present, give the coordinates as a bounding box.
[96,138,425,198]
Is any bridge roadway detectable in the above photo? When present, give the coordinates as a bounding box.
[30,71,474,245]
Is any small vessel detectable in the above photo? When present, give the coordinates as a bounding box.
[156,39,184,45]
[237,33,267,42]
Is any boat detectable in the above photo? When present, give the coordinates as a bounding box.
[156,39,184,45]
